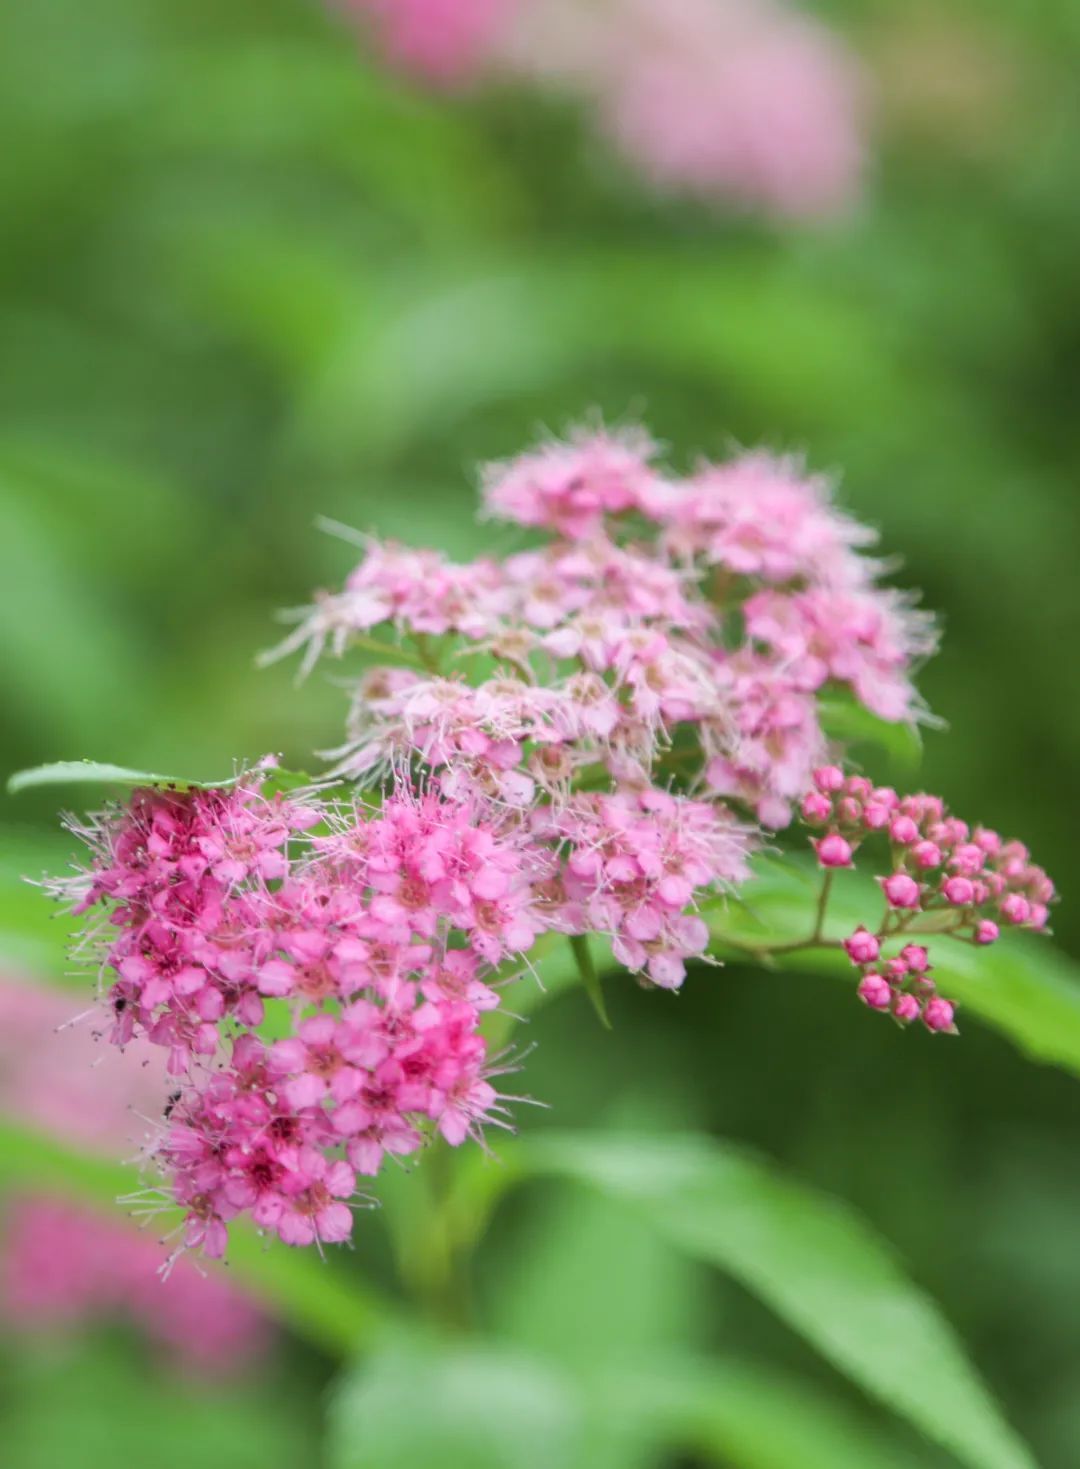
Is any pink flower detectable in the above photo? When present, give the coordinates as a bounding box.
[1001,894,1031,926]
[923,998,957,1034]
[274,1150,357,1248]
[942,876,975,907]
[594,0,866,220]
[892,993,920,1023]
[658,451,874,582]
[556,788,753,988]
[801,790,832,823]
[48,411,1060,1255]
[881,873,920,909]
[745,583,936,724]
[844,927,880,965]
[899,944,930,974]
[341,0,514,87]
[889,815,919,845]
[481,425,665,537]
[2,1194,268,1374]
[857,974,891,1010]
[814,833,853,868]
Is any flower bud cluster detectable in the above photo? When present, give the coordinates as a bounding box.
[804,766,1054,1031]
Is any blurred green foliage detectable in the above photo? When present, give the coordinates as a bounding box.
[2,0,1079,1465]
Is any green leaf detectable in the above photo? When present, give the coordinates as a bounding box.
[519,1130,1036,1469]
[4,1334,319,1469]
[327,1331,584,1469]
[597,1357,929,1469]
[818,695,924,780]
[712,857,1080,1080]
[0,1119,389,1357]
[6,760,235,795]
[568,933,612,1029]
[6,760,318,798]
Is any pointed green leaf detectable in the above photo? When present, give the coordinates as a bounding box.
[818,695,923,779]
[7,759,318,798]
[6,760,235,795]
[569,933,612,1029]
[520,1131,1035,1469]
[328,1331,583,1469]
[597,1357,929,1469]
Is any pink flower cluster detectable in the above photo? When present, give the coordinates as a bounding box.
[59,779,553,1257]
[50,419,1056,1262]
[803,765,1055,1029]
[339,0,866,221]
[275,426,930,834]
[338,0,515,86]
[2,1195,266,1374]
[541,789,752,988]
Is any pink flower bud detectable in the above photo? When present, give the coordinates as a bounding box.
[1001,894,1031,925]
[899,943,930,973]
[881,873,920,909]
[843,927,880,965]
[923,998,956,1033]
[862,801,891,831]
[884,957,908,981]
[950,843,985,877]
[1029,903,1049,930]
[813,765,844,794]
[872,787,899,810]
[893,993,920,1023]
[942,876,974,906]
[858,974,891,1010]
[975,920,999,945]
[814,833,853,868]
[889,816,919,845]
[801,790,832,824]
[846,776,873,800]
[973,827,1001,855]
[912,841,942,870]
[837,797,862,824]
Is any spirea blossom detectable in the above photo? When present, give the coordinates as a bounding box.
[2,1195,267,1374]
[47,417,1055,1262]
[592,0,866,219]
[0,975,267,1367]
[337,0,866,222]
[339,0,515,86]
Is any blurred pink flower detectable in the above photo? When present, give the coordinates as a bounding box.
[342,0,868,220]
[594,0,867,219]
[340,0,517,85]
[2,1194,267,1375]
[0,974,167,1155]
[0,974,270,1370]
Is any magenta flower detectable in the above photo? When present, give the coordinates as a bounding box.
[44,416,1055,1261]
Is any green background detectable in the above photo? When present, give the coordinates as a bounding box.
[1,1,1079,1465]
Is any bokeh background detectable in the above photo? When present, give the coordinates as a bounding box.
[2,0,1079,1465]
